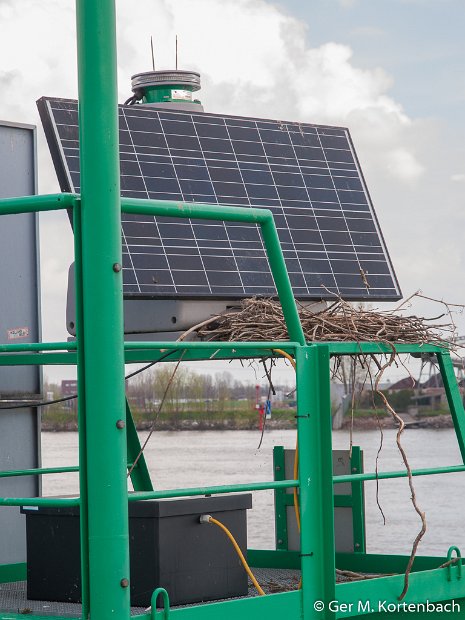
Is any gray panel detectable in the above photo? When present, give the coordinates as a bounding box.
[66,262,240,335]
[0,122,40,396]
[0,121,40,565]
[282,449,359,553]
[0,409,39,563]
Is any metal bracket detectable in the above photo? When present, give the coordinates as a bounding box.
[446,546,462,582]
[151,587,170,619]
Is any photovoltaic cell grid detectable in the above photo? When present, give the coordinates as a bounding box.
[38,97,401,300]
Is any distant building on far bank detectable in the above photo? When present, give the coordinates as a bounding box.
[61,379,77,412]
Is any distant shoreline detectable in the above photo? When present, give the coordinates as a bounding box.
[41,414,454,432]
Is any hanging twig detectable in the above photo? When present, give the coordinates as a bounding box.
[374,349,427,601]
[367,360,386,525]
[127,351,186,479]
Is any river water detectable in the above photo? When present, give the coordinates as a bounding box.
[42,428,465,556]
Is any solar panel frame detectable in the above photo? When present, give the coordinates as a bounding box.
[37,96,401,301]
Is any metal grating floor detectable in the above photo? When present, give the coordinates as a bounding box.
[0,569,302,617]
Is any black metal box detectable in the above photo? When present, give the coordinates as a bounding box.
[21,494,252,607]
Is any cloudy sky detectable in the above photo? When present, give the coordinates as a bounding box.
[0,0,464,383]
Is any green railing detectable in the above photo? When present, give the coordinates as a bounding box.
[0,0,464,618]
[0,187,465,617]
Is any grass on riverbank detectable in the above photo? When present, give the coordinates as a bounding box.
[40,403,452,430]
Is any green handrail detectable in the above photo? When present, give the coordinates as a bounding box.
[0,341,76,353]
[0,480,296,507]
[0,193,77,216]
[0,497,80,507]
[334,463,465,484]
[128,479,298,502]
[0,340,447,356]
[124,341,298,350]
[0,466,79,478]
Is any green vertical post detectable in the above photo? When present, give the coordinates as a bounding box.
[75,1,129,618]
[126,399,154,491]
[273,446,289,550]
[349,446,365,553]
[437,351,465,462]
[73,207,90,618]
[261,218,306,345]
[296,345,335,619]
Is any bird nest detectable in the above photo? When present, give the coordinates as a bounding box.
[195,297,455,349]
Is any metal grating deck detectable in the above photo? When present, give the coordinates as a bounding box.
[0,569,301,617]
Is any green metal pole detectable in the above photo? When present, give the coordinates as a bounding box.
[261,219,306,345]
[128,479,298,502]
[335,463,465,484]
[0,497,80,507]
[125,399,153,491]
[437,351,465,462]
[75,1,129,619]
[0,466,79,478]
[73,205,90,618]
[0,192,77,216]
[0,341,76,353]
[295,345,335,619]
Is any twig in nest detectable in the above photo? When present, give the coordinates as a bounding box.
[374,349,427,601]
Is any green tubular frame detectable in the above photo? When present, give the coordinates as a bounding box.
[0,1,464,618]
[0,212,465,620]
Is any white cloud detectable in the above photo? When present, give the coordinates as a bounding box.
[386,148,425,182]
[451,173,465,182]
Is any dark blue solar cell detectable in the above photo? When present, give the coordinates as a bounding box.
[208,167,243,183]
[245,183,279,200]
[199,137,234,154]
[232,140,265,157]
[195,122,229,139]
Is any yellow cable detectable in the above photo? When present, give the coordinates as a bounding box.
[207,516,265,596]
[273,349,301,589]
[272,348,296,370]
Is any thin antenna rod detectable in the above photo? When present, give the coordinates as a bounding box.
[150,36,155,71]
[175,34,178,70]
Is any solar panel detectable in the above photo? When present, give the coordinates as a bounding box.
[38,97,401,301]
